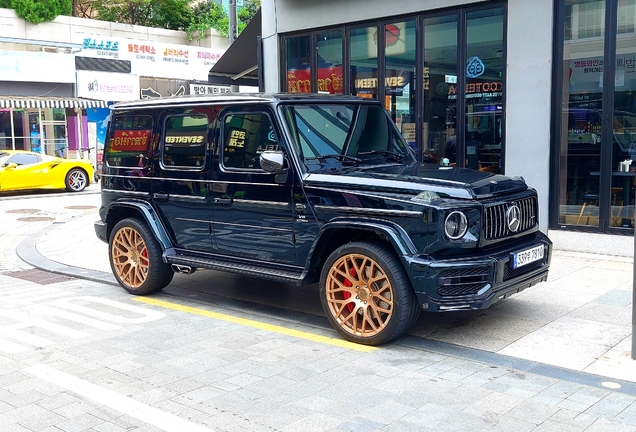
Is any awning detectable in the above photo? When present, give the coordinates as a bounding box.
[208,10,261,87]
[0,97,109,109]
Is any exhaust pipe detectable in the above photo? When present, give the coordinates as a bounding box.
[171,264,193,275]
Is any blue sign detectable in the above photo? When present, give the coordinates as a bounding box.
[466,56,485,78]
[83,38,119,51]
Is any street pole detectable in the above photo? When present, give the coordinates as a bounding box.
[229,0,239,93]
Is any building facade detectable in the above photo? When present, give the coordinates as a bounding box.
[259,0,636,253]
[0,8,228,165]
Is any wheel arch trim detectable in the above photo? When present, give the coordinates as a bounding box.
[305,218,418,271]
[105,201,172,251]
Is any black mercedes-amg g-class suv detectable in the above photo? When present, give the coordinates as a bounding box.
[95,93,551,345]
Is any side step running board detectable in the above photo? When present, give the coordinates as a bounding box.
[166,254,304,284]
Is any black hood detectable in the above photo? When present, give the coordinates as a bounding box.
[303,163,528,199]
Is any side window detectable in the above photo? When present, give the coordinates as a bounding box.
[106,115,153,168]
[162,114,208,169]
[222,113,278,170]
[8,153,40,165]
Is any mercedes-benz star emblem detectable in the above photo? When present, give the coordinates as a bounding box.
[506,204,521,232]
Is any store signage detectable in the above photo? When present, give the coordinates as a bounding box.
[165,134,205,146]
[569,54,635,92]
[141,85,186,99]
[287,66,343,94]
[190,84,231,95]
[111,130,151,151]
[0,51,75,83]
[77,71,140,101]
[466,56,485,78]
[355,76,406,89]
[74,36,225,81]
[227,129,246,150]
[447,81,503,100]
[82,38,119,58]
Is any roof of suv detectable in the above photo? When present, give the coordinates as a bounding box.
[110,93,379,110]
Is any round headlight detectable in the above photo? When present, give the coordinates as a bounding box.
[444,211,468,240]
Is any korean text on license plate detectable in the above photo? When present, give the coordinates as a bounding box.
[512,245,545,269]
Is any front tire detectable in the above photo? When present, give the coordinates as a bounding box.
[109,218,173,295]
[319,241,420,345]
[65,168,88,192]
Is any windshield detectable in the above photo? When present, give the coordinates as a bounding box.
[281,104,413,171]
[0,153,10,166]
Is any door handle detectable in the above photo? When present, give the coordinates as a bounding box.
[214,197,232,206]
[153,193,168,202]
[295,203,307,211]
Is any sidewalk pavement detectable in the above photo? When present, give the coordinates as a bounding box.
[16,205,636,387]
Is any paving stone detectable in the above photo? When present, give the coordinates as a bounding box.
[463,391,525,419]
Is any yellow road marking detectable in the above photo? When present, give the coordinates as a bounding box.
[133,296,376,352]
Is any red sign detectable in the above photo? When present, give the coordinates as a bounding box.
[287,66,343,94]
[111,130,151,151]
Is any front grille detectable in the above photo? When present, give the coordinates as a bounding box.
[437,266,490,297]
[484,196,537,240]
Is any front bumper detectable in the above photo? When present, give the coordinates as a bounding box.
[405,231,552,312]
[94,220,108,244]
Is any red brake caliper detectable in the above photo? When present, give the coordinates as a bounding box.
[342,266,357,312]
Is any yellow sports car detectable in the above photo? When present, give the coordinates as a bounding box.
[0,150,94,193]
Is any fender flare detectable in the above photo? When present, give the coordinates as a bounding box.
[105,200,172,251]
[304,218,418,271]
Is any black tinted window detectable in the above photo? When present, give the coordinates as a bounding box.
[162,115,208,169]
[106,115,153,168]
[222,113,278,170]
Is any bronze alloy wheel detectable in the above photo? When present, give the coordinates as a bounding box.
[325,253,394,338]
[109,218,173,295]
[111,226,149,288]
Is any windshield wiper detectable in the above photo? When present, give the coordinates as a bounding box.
[305,154,362,165]
[357,150,404,161]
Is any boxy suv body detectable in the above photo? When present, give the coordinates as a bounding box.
[95,94,551,345]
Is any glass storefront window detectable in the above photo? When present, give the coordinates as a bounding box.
[0,110,10,150]
[558,0,606,228]
[350,26,379,100]
[285,35,312,93]
[384,20,416,151]
[316,31,344,94]
[611,0,636,228]
[465,8,504,173]
[423,15,458,165]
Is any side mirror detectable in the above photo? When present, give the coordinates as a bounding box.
[260,150,285,174]
[259,150,289,184]
[4,163,18,170]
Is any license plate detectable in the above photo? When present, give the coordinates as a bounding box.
[512,245,545,269]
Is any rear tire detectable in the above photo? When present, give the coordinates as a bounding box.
[319,241,420,345]
[65,168,88,192]
[109,218,173,295]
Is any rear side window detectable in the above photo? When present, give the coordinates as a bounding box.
[221,113,278,170]
[162,114,208,169]
[106,115,153,168]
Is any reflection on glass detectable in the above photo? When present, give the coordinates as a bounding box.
[423,14,458,165]
[384,20,416,152]
[316,31,343,94]
[611,0,636,228]
[558,0,606,227]
[465,7,504,173]
[285,36,312,93]
[350,26,379,100]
